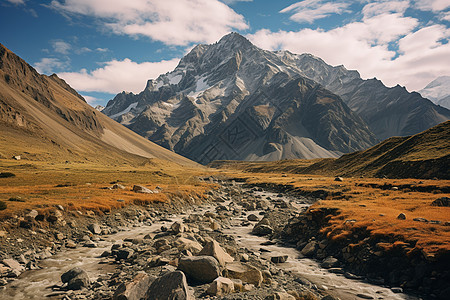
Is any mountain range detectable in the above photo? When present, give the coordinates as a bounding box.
[103,33,449,164]
[0,43,197,167]
[419,76,450,110]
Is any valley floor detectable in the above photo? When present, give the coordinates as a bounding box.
[0,159,448,299]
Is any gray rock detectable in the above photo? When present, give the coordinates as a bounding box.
[224,262,263,287]
[198,239,234,267]
[133,185,153,194]
[88,223,101,234]
[113,273,155,300]
[2,258,25,274]
[61,267,90,290]
[144,271,192,300]
[265,292,296,300]
[270,255,288,263]
[391,287,403,293]
[206,277,234,296]
[178,256,220,284]
[321,257,339,269]
[247,214,259,221]
[301,241,317,257]
[252,224,273,236]
[334,177,344,182]
[115,248,135,260]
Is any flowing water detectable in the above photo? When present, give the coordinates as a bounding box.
[0,187,419,300]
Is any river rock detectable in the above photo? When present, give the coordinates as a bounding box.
[252,224,273,236]
[113,272,155,300]
[321,257,339,269]
[1,258,24,275]
[206,277,234,296]
[271,255,288,263]
[198,239,234,266]
[115,248,134,260]
[265,292,296,300]
[144,271,192,300]
[178,256,220,283]
[61,267,90,290]
[174,237,203,254]
[224,262,263,287]
[171,221,187,234]
[88,223,101,234]
[301,241,317,257]
[247,214,259,221]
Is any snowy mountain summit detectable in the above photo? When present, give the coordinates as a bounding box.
[419,76,450,110]
[103,33,449,164]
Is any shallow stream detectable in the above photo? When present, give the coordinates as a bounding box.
[0,187,419,300]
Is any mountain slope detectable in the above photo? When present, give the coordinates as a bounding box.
[0,43,198,167]
[276,52,450,140]
[212,120,450,179]
[103,33,377,164]
[419,76,450,110]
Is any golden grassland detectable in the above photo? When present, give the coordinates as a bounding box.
[1,158,449,257]
[215,169,450,256]
[0,159,215,218]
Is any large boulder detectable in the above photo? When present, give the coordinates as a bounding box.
[224,262,263,287]
[198,239,234,267]
[145,271,192,300]
[206,277,234,296]
[61,267,90,290]
[113,273,155,300]
[252,224,273,236]
[301,241,317,257]
[265,292,296,300]
[133,185,153,194]
[178,256,220,284]
[174,237,203,254]
[88,223,101,234]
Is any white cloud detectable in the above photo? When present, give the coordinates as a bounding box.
[247,11,450,91]
[52,40,71,54]
[50,0,248,46]
[34,58,68,74]
[95,47,109,52]
[441,11,450,21]
[81,95,102,105]
[362,1,410,18]
[6,0,25,5]
[58,58,180,94]
[280,0,351,24]
[413,0,450,12]
[221,0,252,4]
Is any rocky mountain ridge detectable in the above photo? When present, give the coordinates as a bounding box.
[103,33,378,164]
[103,33,449,164]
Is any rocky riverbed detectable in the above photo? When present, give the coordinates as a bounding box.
[0,178,425,299]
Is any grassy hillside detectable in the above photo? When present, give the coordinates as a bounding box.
[0,43,198,168]
[211,120,450,179]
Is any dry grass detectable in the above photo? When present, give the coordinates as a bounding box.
[0,159,214,218]
[215,169,450,256]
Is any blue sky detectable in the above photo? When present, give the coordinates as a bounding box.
[1,0,449,106]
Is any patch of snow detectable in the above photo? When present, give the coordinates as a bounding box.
[109,102,138,119]
[155,80,164,89]
[168,74,182,85]
[188,76,210,98]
